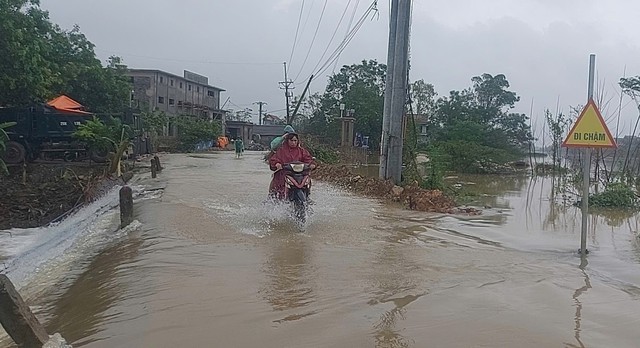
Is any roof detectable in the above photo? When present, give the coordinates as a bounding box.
[47,95,92,115]
[253,125,285,137]
[127,69,226,91]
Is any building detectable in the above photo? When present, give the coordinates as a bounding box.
[127,69,225,136]
[262,113,284,125]
[405,113,429,143]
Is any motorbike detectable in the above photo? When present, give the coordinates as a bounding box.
[278,161,313,223]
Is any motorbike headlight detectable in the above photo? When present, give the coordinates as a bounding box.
[291,163,305,172]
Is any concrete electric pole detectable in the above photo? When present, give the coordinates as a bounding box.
[379,0,411,184]
[279,62,294,124]
[254,101,267,125]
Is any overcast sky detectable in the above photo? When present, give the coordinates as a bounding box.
[40,0,640,139]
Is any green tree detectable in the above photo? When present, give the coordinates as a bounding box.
[174,116,221,151]
[428,73,533,173]
[304,60,386,148]
[141,109,169,135]
[544,109,569,171]
[0,0,59,105]
[410,79,437,117]
[0,1,131,111]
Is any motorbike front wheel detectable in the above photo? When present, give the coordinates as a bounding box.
[291,189,307,223]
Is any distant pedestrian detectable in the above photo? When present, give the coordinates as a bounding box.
[235,138,244,158]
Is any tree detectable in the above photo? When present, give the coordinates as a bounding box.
[174,116,221,151]
[544,109,569,171]
[226,108,253,122]
[304,60,386,148]
[427,73,533,173]
[0,1,131,111]
[0,0,59,105]
[410,79,437,116]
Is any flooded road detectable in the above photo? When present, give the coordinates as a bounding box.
[2,152,640,347]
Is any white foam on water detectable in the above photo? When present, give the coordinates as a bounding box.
[202,183,344,237]
[0,185,148,294]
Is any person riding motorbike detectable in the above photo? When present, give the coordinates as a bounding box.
[268,133,316,199]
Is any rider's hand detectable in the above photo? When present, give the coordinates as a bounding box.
[310,164,316,170]
[275,163,282,170]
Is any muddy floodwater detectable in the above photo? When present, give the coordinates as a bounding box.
[2,152,640,347]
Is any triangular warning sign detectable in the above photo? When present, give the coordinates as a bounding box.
[562,99,617,148]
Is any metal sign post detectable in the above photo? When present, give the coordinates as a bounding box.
[562,54,617,256]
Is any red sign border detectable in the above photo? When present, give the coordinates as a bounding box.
[561,98,617,148]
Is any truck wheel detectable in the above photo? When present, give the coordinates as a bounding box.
[89,148,109,163]
[2,141,26,164]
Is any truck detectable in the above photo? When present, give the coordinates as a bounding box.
[0,103,109,164]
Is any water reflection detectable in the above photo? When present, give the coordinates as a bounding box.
[565,257,591,348]
[261,233,316,319]
[42,237,142,346]
[369,231,426,348]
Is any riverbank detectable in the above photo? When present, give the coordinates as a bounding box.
[0,159,146,230]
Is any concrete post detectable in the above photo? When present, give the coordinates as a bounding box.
[119,186,133,228]
[0,274,49,347]
[151,159,157,179]
[153,155,162,172]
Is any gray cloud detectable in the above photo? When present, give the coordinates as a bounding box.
[40,0,640,138]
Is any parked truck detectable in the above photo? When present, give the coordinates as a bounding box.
[0,104,109,164]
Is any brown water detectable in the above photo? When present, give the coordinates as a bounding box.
[3,152,640,347]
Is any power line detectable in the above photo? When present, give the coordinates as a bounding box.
[308,0,355,78]
[312,1,379,80]
[332,0,362,74]
[293,0,329,82]
[288,0,306,66]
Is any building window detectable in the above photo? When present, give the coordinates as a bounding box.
[169,98,175,106]
[197,86,200,93]
[188,84,192,91]
[158,96,165,104]
[180,82,183,89]
[129,76,135,83]
[420,125,428,135]
[207,90,216,97]
[170,79,174,87]
[159,76,164,84]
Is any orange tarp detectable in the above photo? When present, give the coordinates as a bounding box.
[47,95,92,115]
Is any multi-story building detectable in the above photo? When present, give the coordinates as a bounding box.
[127,69,225,136]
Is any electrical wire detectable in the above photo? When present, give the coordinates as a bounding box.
[307,0,355,79]
[288,0,306,66]
[332,0,362,74]
[311,1,379,81]
[292,0,329,82]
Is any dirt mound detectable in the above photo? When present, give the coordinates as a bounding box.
[313,165,467,214]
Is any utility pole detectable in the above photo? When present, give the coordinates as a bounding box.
[279,62,294,124]
[254,101,267,125]
[379,0,411,184]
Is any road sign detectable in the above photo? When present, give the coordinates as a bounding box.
[562,99,617,148]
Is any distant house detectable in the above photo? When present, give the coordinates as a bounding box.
[225,120,253,144]
[405,113,429,143]
[127,69,225,136]
[262,113,285,125]
[253,125,285,146]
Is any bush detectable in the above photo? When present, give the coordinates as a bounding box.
[589,183,638,208]
[174,116,221,151]
[432,140,520,174]
[307,144,339,164]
